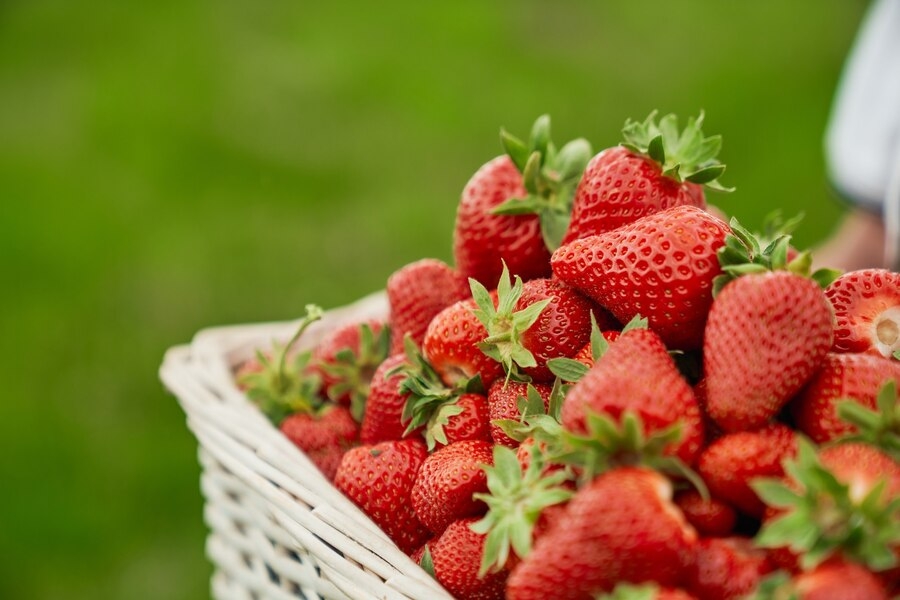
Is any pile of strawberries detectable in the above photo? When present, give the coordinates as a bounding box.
[236,113,900,600]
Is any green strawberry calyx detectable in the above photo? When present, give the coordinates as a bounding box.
[470,443,574,575]
[318,321,391,422]
[391,335,484,451]
[238,304,325,423]
[491,114,593,251]
[593,582,677,600]
[836,380,900,461]
[547,313,648,383]
[553,409,707,495]
[621,110,733,192]
[470,262,551,383]
[492,381,566,447]
[752,437,900,571]
[713,217,842,297]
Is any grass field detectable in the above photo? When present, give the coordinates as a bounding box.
[0,1,867,598]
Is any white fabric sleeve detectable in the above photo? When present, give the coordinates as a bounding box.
[825,0,900,213]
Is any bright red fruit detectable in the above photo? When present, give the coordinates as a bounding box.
[423,296,505,388]
[792,560,888,600]
[333,438,431,554]
[423,517,508,600]
[673,490,737,537]
[411,439,493,534]
[562,112,728,244]
[825,268,900,359]
[703,271,833,432]
[386,258,471,355]
[561,328,705,466]
[439,392,492,447]
[506,467,698,599]
[310,318,390,420]
[453,116,591,287]
[358,353,412,445]
[697,423,798,518]
[487,381,553,448]
[687,536,774,600]
[791,352,900,444]
[552,205,730,350]
[280,405,359,481]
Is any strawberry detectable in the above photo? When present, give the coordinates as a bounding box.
[673,490,737,537]
[386,258,471,355]
[487,381,553,448]
[453,115,592,286]
[696,423,799,518]
[687,536,774,600]
[422,295,505,388]
[470,265,595,382]
[237,305,324,423]
[310,318,391,421]
[280,405,358,481]
[703,222,834,432]
[552,205,730,350]
[753,440,900,574]
[562,111,729,244]
[791,561,889,600]
[420,517,509,600]
[411,439,493,534]
[560,328,705,467]
[825,268,900,359]
[333,438,431,554]
[469,444,573,576]
[358,353,413,445]
[791,352,900,444]
[393,338,492,450]
[750,561,889,600]
[505,467,698,599]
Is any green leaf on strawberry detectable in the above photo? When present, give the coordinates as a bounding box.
[492,115,593,250]
[470,443,573,575]
[318,320,391,422]
[621,110,732,192]
[592,583,674,600]
[836,380,900,460]
[238,304,325,423]
[752,437,900,571]
[470,262,551,383]
[493,381,566,446]
[393,336,480,451]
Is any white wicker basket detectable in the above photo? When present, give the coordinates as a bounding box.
[159,291,454,600]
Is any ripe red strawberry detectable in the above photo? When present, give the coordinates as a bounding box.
[359,353,413,445]
[562,111,728,244]
[438,392,492,447]
[386,258,471,355]
[791,352,900,444]
[411,439,493,534]
[687,536,774,600]
[487,381,553,447]
[423,296,505,388]
[697,423,798,518]
[552,205,730,350]
[825,268,900,359]
[453,116,591,286]
[310,318,390,421]
[791,560,889,600]
[673,490,737,537]
[420,517,509,600]
[506,467,698,599]
[560,328,705,466]
[333,438,431,554]
[753,441,900,574]
[280,405,359,481]
[703,270,833,432]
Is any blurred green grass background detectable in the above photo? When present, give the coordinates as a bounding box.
[0,1,867,598]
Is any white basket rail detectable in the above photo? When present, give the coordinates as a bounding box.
[159,292,453,600]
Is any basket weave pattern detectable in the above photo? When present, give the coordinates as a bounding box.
[160,293,453,600]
